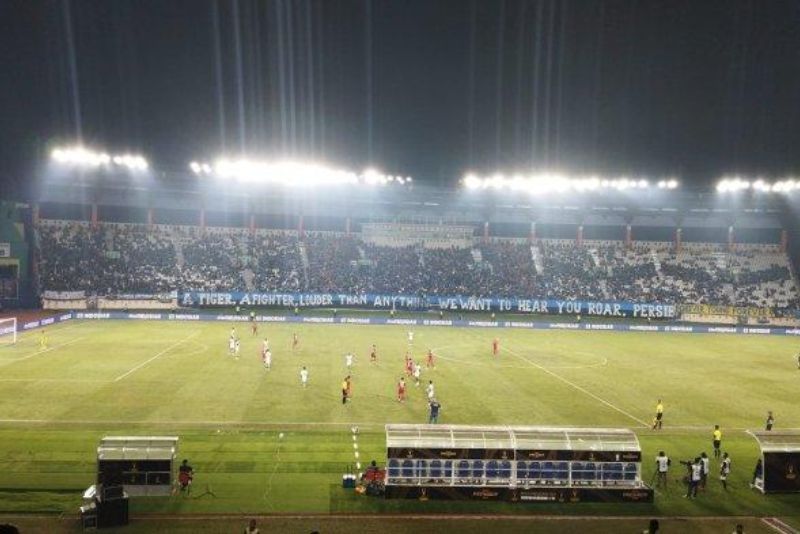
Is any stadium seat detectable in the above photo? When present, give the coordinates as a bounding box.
[401,460,413,480]
[500,460,512,479]
[388,459,400,479]
[542,462,555,482]
[529,461,542,481]
[472,460,485,480]
[603,462,623,484]
[584,462,597,481]
[486,460,498,478]
[572,462,584,481]
[623,463,637,481]
[516,461,528,480]
[457,460,470,481]
[429,460,442,479]
[555,462,569,483]
[415,460,427,481]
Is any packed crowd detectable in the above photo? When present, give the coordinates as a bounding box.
[38,223,177,293]
[176,229,301,292]
[36,222,800,310]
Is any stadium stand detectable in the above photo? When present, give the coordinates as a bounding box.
[35,220,800,312]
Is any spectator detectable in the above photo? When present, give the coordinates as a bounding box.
[244,519,260,534]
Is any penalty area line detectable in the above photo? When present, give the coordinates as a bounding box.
[0,337,86,366]
[114,331,201,382]
[495,341,649,428]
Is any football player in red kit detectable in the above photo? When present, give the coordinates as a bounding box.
[426,349,435,369]
[492,338,500,356]
[397,377,407,402]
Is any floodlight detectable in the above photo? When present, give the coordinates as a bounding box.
[464,175,480,189]
[753,179,769,192]
[51,145,148,171]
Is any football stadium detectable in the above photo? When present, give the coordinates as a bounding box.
[3,2,800,533]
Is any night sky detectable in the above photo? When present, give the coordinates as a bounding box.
[2,0,800,196]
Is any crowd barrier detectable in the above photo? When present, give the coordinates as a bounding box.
[15,311,800,337]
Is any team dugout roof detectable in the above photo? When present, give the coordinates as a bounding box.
[385,425,641,452]
[97,436,179,461]
[748,431,800,453]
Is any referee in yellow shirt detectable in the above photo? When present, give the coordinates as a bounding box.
[341,378,349,405]
[712,425,722,458]
[39,329,48,350]
[652,400,664,430]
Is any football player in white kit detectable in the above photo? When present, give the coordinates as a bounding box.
[655,451,670,488]
[300,366,309,387]
[426,380,435,400]
[345,352,354,372]
[228,327,237,356]
[263,349,272,371]
[407,331,414,345]
[413,362,422,386]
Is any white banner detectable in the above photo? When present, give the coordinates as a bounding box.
[42,290,86,300]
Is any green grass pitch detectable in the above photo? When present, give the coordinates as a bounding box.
[0,319,799,532]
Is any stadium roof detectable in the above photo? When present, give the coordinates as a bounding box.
[385,424,641,452]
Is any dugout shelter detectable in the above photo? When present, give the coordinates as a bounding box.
[385,425,652,503]
[96,436,178,496]
[748,430,800,493]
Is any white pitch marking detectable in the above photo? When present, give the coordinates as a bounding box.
[0,377,107,383]
[114,331,201,382]
[0,418,771,433]
[457,329,649,427]
[762,517,800,534]
[0,337,86,366]
[502,344,649,427]
[433,350,608,370]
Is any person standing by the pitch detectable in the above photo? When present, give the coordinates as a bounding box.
[655,451,670,489]
[720,452,731,490]
[712,425,722,459]
[765,411,775,431]
[699,452,710,490]
[684,457,701,499]
[652,400,664,430]
[428,398,441,424]
[341,376,349,405]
